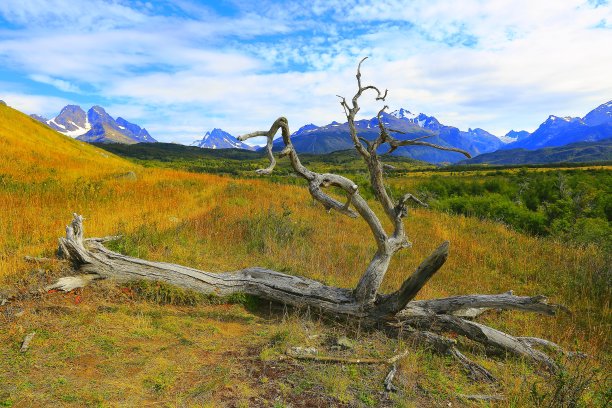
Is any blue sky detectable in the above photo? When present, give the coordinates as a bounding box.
[0,0,611,145]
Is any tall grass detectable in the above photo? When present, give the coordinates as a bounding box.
[1,103,609,359]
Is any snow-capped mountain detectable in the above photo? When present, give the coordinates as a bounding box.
[502,100,612,150]
[271,109,504,163]
[43,105,91,137]
[498,130,530,144]
[390,109,441,130]
[32,105,156,144]
[583,100,612,126]
[390,108,416,120]
[190,128,255,150]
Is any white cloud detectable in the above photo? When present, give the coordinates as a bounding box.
[0,0,147,29]
[0,0,610,141]
[30,74,81,93]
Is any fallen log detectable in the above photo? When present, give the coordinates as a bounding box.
[51,213,574,376]
[44,59,578,381]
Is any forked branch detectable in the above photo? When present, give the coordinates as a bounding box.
[43,58,577,381]
[53,213,574,374]
[237,59,469,305]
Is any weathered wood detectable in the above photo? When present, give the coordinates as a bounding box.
[45,274,101,292]
[408,291,562,316]
[384,364,398,392]
[239,60,463,306]
[403,311,558,371]
[458,394,505,402]
[42,59,574,380]
[57,214,364,316]
[408,330,496,382]
[286,347,409,365]
[374,241,449,318]
[53,212,569,373]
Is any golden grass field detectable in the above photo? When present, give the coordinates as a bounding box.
[0,103,609,406]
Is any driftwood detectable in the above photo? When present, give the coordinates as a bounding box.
[47,58,577,381]
[286,347,409,365]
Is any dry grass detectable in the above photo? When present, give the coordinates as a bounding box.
[0,103,609,406]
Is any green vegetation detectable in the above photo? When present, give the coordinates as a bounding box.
[1,106,610,406]
[95,142,428,176]
[459,138,612,165]
[410,168,611,248]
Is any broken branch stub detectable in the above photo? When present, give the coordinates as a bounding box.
[49,59,576,378]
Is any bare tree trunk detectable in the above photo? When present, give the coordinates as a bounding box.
[45,59,579,380]
[53,213,573,376]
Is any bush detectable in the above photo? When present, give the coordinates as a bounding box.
[416,169,610,247]
[525,359,607,408]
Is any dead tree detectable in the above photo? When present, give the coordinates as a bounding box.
[50,58,575,379]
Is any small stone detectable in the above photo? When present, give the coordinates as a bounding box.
[20,332,35,352]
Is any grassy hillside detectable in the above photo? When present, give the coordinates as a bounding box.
[461,139,612,165]
[1,105,609,406]
[0,104,239,282]
[0,104,131,180]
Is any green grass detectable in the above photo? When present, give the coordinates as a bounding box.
[1,110,610,406]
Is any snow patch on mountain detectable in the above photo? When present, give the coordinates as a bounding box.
[33,104,156,143]
[191,128,255,150]
[390,108,417,120]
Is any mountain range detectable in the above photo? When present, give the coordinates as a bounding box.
[460,139,612,165]
[25,98,612,163]
[270,108,505,163]
[500,100,612,151]
[32,105,156,144]
[190,128,255,150]
[266,100,612,163]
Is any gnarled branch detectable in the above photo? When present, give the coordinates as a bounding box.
[43,58,577,382]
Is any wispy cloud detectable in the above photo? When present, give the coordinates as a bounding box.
[0,0,610,143]
[29,74,81,93]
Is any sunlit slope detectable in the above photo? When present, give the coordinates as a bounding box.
[0,102,608,405]
[0,103,132,180]
[0,103,233,281]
